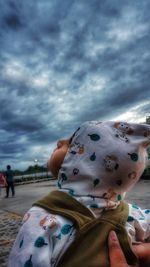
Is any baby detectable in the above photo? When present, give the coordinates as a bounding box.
[8,121,150,267]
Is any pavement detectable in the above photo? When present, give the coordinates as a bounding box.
[0,179,150,267]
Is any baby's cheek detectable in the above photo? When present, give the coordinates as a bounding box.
[47,157,52,171]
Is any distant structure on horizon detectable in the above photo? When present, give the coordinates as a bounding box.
[146,116,150,125]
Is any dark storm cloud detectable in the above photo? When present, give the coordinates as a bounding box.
[0,0,150,170]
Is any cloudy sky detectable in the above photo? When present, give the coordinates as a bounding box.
[0,0,150,171]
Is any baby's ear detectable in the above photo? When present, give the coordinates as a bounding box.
[114,122,119,128]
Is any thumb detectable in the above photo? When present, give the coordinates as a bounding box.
[108,231,131,267]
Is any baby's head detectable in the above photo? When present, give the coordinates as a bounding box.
[48,121,150,200]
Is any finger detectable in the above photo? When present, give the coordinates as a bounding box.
[133,243,150,267]
[133,243,150,258]
[108,231,130,267]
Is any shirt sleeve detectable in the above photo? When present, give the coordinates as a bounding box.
[8,206,76,267]
[125,203,150,243]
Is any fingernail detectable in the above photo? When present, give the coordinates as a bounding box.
[109,231,118,242]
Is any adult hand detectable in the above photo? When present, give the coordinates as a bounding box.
[108,231,136,267]
[133,243,150,267]
[108,231,150,267]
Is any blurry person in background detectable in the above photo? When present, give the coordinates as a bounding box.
[5,165,15,198]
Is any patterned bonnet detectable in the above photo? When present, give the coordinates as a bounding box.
[58,121,150,211]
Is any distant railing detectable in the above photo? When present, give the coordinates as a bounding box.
[14,171,54,184]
